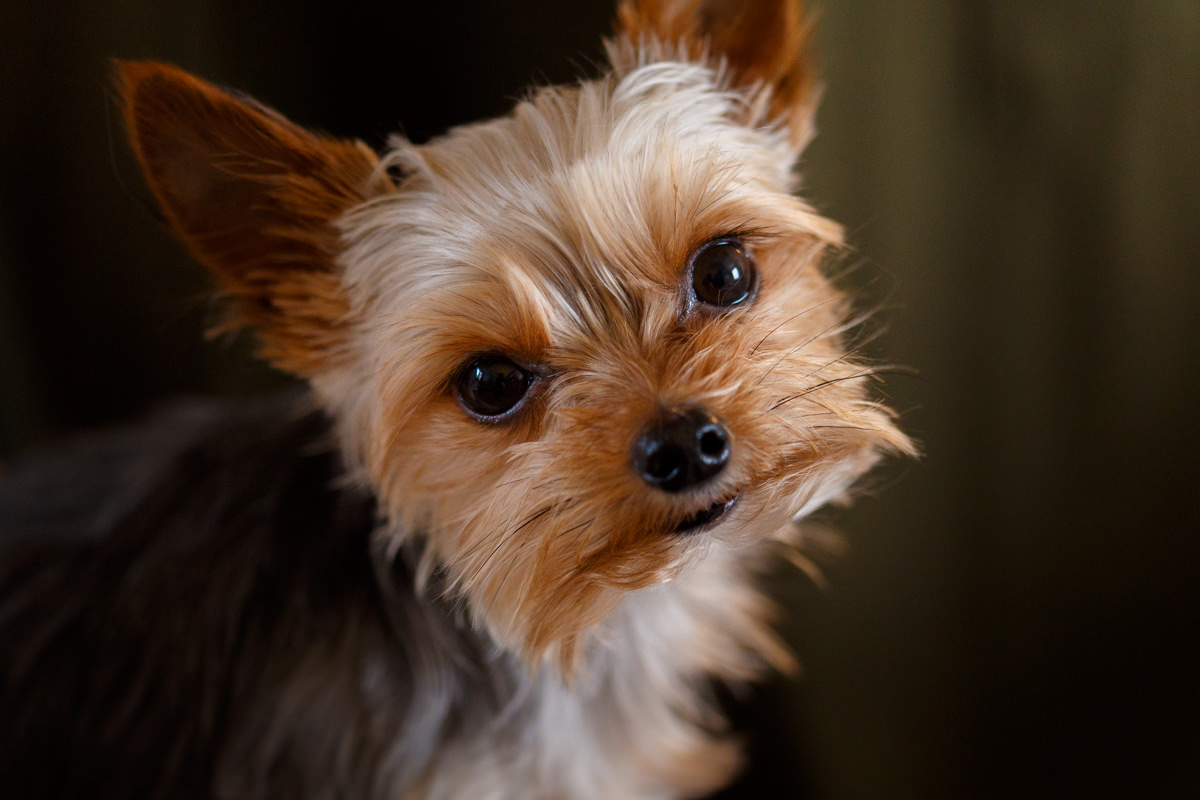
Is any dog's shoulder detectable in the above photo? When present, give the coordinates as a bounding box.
[2,392,337,532]
[0,392,385,798]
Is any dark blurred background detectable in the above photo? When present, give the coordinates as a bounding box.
[2,1,1198,797]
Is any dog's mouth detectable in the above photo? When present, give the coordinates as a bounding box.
[673,492,740,535]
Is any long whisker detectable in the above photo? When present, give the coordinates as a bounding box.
[754,306,883,386]
[769,368,886,411]
[464,504,557,580]
[753,319,846,385]
[810,425,878,433]
[750,297,840,355]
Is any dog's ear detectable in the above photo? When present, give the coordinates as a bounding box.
[116,61,391,376]
[614,0,818,147]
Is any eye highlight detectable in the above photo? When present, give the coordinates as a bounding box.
[455,355,534,421]
[689,239,757,309]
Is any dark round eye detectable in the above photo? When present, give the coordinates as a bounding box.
[690,239,757,308]
[456,355,534,420]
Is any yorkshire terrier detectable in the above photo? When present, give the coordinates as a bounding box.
[0,1,911,797]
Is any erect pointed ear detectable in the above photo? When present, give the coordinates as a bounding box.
[614,0,818,148]
[116,61,392,376]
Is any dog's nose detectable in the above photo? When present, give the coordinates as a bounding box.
[632,407,730,493]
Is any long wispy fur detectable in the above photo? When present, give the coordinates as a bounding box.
[0,1,913,798]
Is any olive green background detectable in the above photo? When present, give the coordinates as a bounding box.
[2,2,1198,797]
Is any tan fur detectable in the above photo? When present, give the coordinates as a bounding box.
[118,1,912,797]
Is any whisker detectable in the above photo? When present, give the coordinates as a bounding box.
[793,350,855,385]
[753,319,847,386]
[492,472,571,493]
[750,297,839,355]
[465,504,556,578]
[769,369,883,411]
[492,516,594,617]
[753,302,890,386]
[769,416,823,449]
[810,425,876,433]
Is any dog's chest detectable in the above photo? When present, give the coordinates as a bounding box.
[385,553,757,800]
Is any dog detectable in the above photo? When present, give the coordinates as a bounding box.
[0,1,912,797]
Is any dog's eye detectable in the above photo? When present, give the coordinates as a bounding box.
[690,239,757,308]
[456,355,534,420]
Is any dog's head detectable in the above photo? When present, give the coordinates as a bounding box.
[119,0,911,669]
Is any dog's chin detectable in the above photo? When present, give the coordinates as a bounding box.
[673,491,741,535]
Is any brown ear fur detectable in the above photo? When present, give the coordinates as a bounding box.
[615,0,817,146]
[116,61,391,375]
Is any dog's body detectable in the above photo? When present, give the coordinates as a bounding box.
[0,2,910,798]
[2,394,745,798]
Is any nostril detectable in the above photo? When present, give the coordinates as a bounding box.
[632,407,731,493]
[642,443,685,484]
[697,425,729,462]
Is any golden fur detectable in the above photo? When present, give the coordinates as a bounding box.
[113,0,912,796]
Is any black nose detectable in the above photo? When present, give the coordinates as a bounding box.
[632,407,731,493]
